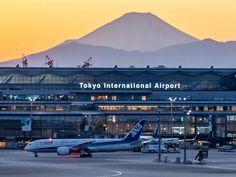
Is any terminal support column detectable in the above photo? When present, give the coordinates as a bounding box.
[158,111,161,162]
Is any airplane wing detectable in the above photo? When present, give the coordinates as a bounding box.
[142,139,158,145]
[70,140,95,151]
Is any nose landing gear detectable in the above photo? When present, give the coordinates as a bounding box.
[34,152,38,157]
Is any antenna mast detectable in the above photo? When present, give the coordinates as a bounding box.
[82,57,93,68]
[44,55,54,67]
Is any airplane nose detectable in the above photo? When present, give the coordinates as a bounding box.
[24,144,30,151]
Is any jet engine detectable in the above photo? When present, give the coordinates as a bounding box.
[57,147,70,155]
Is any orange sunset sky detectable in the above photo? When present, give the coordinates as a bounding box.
[0,0,236,62]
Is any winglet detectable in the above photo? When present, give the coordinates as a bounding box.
[122,120,146,142]
[152,120,159,139]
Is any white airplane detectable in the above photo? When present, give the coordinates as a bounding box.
[24,120,146,157]
[140,121,179,146]
[179,134,198,144]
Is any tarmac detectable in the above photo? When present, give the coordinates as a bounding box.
[0,149,236,177]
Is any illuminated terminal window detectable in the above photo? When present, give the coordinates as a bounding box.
[216,106,223,111]
[55,106,65,111]
[190,127,195,134]
[45,106,66,111]
[91,95,108,101]
[227,115,236,122]
[172,127,184,134]
[0,107,7,111]
[0,141,6,148]
[35,106,45,111]
[204,106,209,111]
[141,96,146,101]
[99,106,125,111]
[127,106,157,111]
[197,127,209,134]
[111,96,117,101]
[11,106,16,111]
[91,96,96,101]
[197,117,208,123]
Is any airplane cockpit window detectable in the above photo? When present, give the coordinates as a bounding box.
[42,141,53,145]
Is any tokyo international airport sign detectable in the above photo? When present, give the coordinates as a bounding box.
[78,82,181,90]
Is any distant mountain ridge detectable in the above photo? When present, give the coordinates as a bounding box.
[0,12,235,68]
[1,39,236,68]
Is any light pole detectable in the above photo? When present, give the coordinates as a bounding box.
[184,109,191,164]
[30,99,33,120]
[169,97,176,138]
[158,111,161,162]
[29,97,36,140]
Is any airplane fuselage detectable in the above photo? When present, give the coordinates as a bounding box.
[25,138,142,153]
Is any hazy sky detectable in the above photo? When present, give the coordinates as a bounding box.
[0,0,236,61]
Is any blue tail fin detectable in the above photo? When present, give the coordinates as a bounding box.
[152,120,159,139]
[122,120,146,142]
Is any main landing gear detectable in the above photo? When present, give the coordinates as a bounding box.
[79,150,92,158]
[80,153,92,158]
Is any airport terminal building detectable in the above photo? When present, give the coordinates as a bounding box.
[0,67,236,147]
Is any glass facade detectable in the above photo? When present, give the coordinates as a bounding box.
[0,67,236,146]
